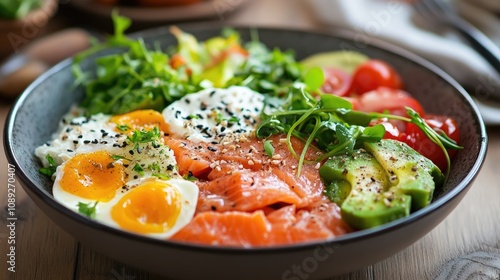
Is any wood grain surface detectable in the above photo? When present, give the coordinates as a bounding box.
[2,0,500,279]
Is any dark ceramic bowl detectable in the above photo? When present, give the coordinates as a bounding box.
[4,26,487,279]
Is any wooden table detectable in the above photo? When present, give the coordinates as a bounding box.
[2,1,500,279]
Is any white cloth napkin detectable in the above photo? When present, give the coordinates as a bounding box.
[309,0,500,124]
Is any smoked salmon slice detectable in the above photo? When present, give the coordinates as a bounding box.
[171,202,350,247]
[171,210,271,248]
[165,134,351,246]
[196,167,303,212]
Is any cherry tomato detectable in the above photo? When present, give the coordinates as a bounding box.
[356,87,426,117]
[370,118,404,141]
[403,115,460,171]
[351,60,403,94]
[320,68,352,97]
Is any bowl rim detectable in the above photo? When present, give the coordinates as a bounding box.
[3,25,488,254]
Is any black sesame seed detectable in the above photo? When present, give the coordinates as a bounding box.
[225,108,233,115]
[92,139,98,144]
[208,146,217,152]
[220,127,226,132]
[83,140,91,144]
[134,175,138,179]
[175,111,181,118]
[67,149,73,152]
[211,206,217,211]
[185,99,191,104]
[73,140,79,144]
[209,90,216,97]
[78,135,83,139]
[129,150,134,155]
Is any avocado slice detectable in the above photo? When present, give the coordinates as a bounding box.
[319,139,445,230]
[364,139,444,210]
[320,149,411,229]
[300,51,369,74]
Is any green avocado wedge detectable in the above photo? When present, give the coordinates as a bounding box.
[320,139,444,230]
[300,51,369,74]
[364,139,445,210]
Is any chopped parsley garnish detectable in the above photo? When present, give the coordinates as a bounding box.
[264,140,275,158]
[39,154,58,178]
[147,163,161,173]
[127,126,161,149]
[228,116,240,123]
[116,124,130,132]
[132,164,145,176]
[183,171,198,182]
[110,154,132,161]
[187,114,200,120]
[215,112,239,124]
[77,202,98,218]
[153,173,171,180]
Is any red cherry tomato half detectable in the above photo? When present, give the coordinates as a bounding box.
[370,119,404,141]
[320,68,352,97]
[351,60,403,95]
[356,87,426,117]
[403,115,460,171]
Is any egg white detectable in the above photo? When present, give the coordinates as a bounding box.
[162,86,266,143]
[40,110,199,239]
[35,113,127,168]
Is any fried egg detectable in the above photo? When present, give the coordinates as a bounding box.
[162,86,265,143]
[37,109,199,239]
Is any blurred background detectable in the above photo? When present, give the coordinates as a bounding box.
[0,0,499,110]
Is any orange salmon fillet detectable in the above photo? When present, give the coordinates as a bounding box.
[171,202,350,247]
[165,134,351,246]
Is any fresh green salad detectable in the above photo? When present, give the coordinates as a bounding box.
[56,13,463,235]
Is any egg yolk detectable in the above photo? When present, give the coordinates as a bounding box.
[111,181,181,234]
[60,150,125,202]
[110,110,169,135]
